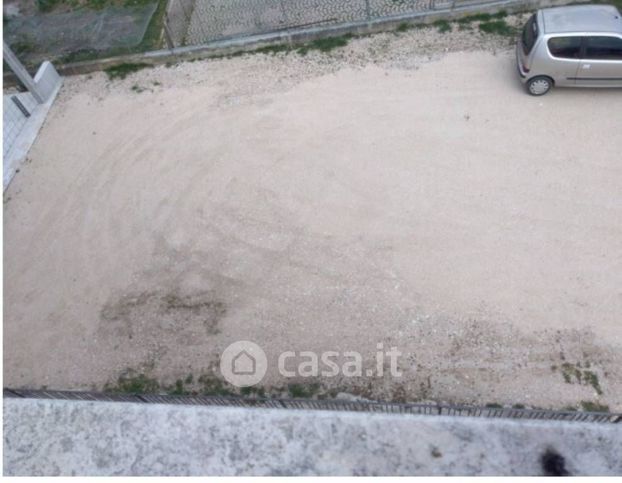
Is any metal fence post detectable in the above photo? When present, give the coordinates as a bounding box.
[365,0,371,21]
[163,15,175,49]
[3,42,44,104]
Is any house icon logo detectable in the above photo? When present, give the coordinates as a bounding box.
[220,340,267,387]
[232,350,256,375]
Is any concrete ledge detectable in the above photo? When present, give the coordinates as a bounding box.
[5,388,621,424]
[4,397,622,476]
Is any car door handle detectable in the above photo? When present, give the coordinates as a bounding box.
[582,64,591,69]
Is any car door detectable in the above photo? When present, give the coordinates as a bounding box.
[577,35,622,87]
[546,36,583,86]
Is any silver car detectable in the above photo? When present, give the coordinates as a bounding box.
[516,4,622,95]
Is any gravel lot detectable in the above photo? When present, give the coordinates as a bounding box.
[4,21,622,410]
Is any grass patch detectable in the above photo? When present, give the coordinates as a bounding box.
[580,401,609,413]
[197,374,236,396]
[297,34,353,55]
[36,0,64,12]
[254,44,292,55]
[10,40,36,56]
[395,22,426,33]
[433,19,451,33]
[36,0,155,12]
[239,386,266,397]
[582,370,603,396]
[169,379,186,395]
[105,62,152,80]
[287,383,321,398]
[478,19,516,36]
[458,10,507,24]
[560,362,604,395]
[105,371,159,393]
[561,362,581,384]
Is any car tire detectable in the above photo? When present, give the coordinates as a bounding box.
[526,76,553,96]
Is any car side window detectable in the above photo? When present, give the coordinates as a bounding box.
[547,36,582,59]
[584,36,622,60]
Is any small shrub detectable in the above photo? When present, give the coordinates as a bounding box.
[433,19,451,33]
[198,374,236,396]
[36,0,62,13]
[169,379,186,395]
[580,401,609,412]
[458,10,507,24]
[297,34,353,55]
[582,370,603,395]
[105,372,159,394]
[104,62,152,80]
[288,383,321,398]
[255,44,291,55]
[479,20,515,36]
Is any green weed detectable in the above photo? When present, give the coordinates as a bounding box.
[478,20,515,36]
[580,401,609,412]
[297,34,353,55]
[433,19,451,33]
[105,62,152,80]
[105,371,159,393]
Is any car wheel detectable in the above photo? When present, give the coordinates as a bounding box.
[526,76,553,96]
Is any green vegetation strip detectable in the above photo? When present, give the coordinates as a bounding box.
[102,369,611,414]
[104,62,152,80]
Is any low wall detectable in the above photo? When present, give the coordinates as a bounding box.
[33,61,62,101]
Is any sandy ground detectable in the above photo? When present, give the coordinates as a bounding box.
[4,23,622,410]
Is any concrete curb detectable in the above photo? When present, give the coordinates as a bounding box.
[5,389,621,424]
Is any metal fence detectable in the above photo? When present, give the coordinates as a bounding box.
[4,4,159,66]
[5,388,621,424]
[163,0,507,47]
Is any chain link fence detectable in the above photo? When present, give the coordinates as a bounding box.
[164,0,506,47]
[4,3,158,65]
[5,389,621,423]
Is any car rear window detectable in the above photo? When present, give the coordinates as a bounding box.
[522,14,538,54]
[548,37,582,59]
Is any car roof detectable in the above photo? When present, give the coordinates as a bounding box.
[540,5,622,34]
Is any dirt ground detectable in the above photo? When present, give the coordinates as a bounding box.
[4,23,622,410]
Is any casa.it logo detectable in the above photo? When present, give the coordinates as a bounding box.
[220,340,403,387]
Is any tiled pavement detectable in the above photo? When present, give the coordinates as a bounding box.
[174,0,449,45]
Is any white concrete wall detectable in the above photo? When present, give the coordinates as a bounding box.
[4,398,622,476]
